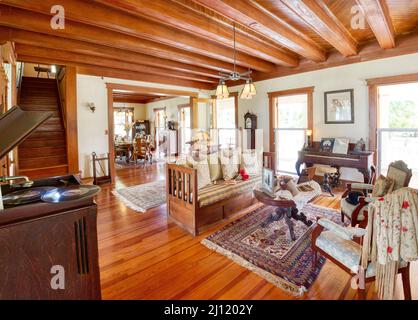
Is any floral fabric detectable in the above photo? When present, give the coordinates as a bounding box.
[362,187,418,299]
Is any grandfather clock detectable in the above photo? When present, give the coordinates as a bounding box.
[244,112,257,149]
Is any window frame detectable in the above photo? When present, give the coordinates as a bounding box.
[212,92,239,149]
[268,87,314,154]
[367,73,418,166]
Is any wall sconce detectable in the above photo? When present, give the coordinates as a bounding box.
[87,102,96,113]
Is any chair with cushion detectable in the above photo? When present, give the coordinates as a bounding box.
[341,161,411,227]
[312,217,411,300]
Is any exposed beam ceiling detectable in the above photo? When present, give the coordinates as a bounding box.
[356,0,396,49]
[1,0,275,72]
[0,27,222,79]
[18,55,214,90]
[280,0,357,56]
[194,0,326,62]
[0,0,416,89]
[96,0,298,67]
[15,44,217,84]
[0,4,247,74]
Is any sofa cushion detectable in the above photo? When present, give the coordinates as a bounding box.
[208,152,222,182]
[191,158,212,190]
[241,149,263,176]
[220,150,240,180]
[198,175,261,207]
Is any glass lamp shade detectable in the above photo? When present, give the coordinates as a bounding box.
[240,81,257,99]
[216,81,229,99]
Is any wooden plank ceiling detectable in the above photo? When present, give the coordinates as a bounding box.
[113,90,173,104]
[1,0,417,89]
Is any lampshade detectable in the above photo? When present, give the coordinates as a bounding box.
[216,80,229,99]
[240,80,257,99]
[306,129,313,136]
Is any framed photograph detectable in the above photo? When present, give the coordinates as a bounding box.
[324,89,354,124]
[261,167,275,196]
[320,138,335,152]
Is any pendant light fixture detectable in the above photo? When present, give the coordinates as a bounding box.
[215,22,257,100]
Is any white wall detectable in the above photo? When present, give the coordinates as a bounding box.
[76,75,206,177]
[228,53,418,181]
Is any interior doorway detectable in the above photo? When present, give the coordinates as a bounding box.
[106,83,197,183]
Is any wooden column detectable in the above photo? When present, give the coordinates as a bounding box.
[107,85,116,184]
[64,66,79,174]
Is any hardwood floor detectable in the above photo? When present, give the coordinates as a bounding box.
[96,162,417,300]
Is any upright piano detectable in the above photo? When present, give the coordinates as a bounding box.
[296,141,375,183]
[0,106,101,299]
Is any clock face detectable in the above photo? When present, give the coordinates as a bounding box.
[246,117,252,129]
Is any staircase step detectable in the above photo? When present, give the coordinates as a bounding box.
[19,155,68,169]
[19,165,69,180]
[25,131,66,140]
[18,146,67,158]
[21,77,56,83]
[35,124,65,132]
[19,138,65,148]
[19,98,59,104]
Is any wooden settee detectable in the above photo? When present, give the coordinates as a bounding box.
[166,152,275,236]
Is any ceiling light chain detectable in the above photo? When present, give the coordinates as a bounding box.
[216,21,257,100]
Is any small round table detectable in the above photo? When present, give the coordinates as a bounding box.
[253,186,313,241]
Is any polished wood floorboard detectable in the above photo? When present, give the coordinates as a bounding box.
[96,163,417,300]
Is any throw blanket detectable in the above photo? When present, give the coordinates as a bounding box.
[361,187,418,300]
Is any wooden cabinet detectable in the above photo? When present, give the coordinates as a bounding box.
[0,204,101,299]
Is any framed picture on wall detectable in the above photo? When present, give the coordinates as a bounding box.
[324,89,354,124]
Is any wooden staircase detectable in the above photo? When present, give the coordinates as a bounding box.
[17,76,68,179]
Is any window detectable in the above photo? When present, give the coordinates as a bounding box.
[114,108,134,141]
[178,104,191,155]
[269,88,313,174]
[154,109,166,129]
[377,83,418,188]
[214,94,237,149]
[154,108,167,158]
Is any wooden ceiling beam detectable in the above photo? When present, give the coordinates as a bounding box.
[251,32,418,83]
[0,5,246,74]
[0,27,222,79]
[1,0,275,72]
[194,0,326,62]
[280,0,358,56]
[356,0,395,49]
[15,44,217,84]
[96,0,298,67]
[17,55,214,90]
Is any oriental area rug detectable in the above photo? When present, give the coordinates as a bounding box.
[202,203,343,296]
[112,179,166,212]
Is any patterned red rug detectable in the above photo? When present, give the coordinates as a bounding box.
[202,203,343,296]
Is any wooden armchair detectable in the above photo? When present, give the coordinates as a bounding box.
[341,161,411,227]
[312,218,411,300]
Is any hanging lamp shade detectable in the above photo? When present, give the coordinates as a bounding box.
[240,79,257,99]
[216,80,229,99]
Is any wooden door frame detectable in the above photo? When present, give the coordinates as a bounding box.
[367,72,418,165]
[106,83,197,183]
[268,86,314,153]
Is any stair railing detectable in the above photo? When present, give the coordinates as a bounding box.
[16,62,24,105]
[56,66,66,129]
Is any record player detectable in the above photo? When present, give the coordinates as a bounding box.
[0,106,101,299]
